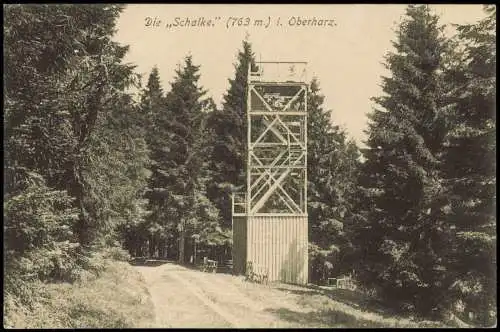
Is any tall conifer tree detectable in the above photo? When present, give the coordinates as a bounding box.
[352,5,452,317]
[307,79,360,281]
[207,40,257,229]
[157,56,222,263]
[442,5,496,326]
[132,66,168,257]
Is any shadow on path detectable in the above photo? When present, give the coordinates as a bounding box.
[275,287,318,297]
[267,286,447,328]
[129,259,234,276]
[275,284,400,320]
[128,258,172,267]
[265,307,384,328]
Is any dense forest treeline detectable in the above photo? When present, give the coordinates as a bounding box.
[3,4,495,326]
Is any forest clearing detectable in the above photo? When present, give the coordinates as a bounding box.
[134,261,454,328]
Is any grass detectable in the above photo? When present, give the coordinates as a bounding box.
[268,283,451,328]
[4,259,155,328]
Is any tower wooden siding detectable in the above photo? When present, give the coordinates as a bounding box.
[247,215,308,284]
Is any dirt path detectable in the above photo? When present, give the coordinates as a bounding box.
[135,262,447,328]
[135,263,297,328]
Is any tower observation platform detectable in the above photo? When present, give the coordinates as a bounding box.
[232,61,308,284]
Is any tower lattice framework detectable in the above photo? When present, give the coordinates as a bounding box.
[246,62,307,215]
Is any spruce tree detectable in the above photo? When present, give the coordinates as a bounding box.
[60,6,142,249]
[352,5,453,317]
[157,55,222,263]
[442,5,496,326]
[141,66,165,133]
[207,40,257,229]
[90,92,151,255]
[138,67,171,258]
[307,78,361,282]
[4,4,148,285]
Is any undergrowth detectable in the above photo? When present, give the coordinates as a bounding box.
[4,247,155,328]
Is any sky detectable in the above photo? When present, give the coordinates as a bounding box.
[113,4,488,146]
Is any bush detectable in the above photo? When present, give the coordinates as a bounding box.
[309,243,338,284]
[4,172,80,285]
[102,245,131,262]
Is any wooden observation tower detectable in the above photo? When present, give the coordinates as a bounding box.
[232,61,308,284]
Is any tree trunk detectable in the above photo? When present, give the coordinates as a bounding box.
[194,241,197,265]
[148,237,154,258]
[164,240,168,259]
[178,221,185,264]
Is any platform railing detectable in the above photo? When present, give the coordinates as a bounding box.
[250,62,307,83]
[232,192,247,216]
